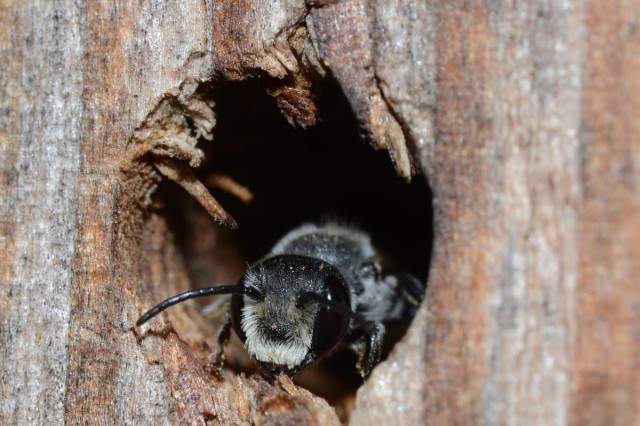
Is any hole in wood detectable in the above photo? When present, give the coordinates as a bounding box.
[150,78,433,421]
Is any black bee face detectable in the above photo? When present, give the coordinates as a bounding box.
[230,255,352,376]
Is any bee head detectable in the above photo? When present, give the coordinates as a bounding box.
[231,254,353,377]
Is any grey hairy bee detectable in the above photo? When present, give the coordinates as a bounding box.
[137,222,424,379]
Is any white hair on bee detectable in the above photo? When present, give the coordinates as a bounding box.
[358,274,405,321]
[241,263,261,289]
[241,296,315,366]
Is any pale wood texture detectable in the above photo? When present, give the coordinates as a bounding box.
[350,1,640,425]
[2,0,639,425]
[1,1,339,424]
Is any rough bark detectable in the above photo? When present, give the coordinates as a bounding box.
[2,0,639,425]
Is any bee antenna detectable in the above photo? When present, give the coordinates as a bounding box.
[300,292,370,327]
[136,285,261,327]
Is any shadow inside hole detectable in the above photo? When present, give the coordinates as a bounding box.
[202,79,432,281]
[161,78,433,414]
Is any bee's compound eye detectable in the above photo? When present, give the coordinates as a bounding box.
[230,293,247,343]
[311,274,351,356]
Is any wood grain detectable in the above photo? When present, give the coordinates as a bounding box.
[2,0,639,424]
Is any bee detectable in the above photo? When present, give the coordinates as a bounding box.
[137,222,424,379]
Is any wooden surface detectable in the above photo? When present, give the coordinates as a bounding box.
[2,0,639,424]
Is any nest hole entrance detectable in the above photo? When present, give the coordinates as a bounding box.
[158,79,433,412]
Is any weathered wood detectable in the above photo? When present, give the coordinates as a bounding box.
[1,1,83,424]
[312,0,639,424]
[1,0,339,424]
[2,0,639,425]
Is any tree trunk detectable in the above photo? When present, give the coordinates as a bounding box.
[1,0,638,425]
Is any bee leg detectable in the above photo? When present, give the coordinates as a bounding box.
[397,273,425,307]
[389,273,425,320]
[213,312,233,368]
[356,322,385,379]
